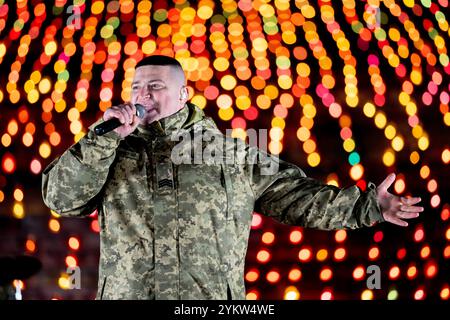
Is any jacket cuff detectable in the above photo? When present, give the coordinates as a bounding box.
[366,181,385,225]
[87,117,123,148]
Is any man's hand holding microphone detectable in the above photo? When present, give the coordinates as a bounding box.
[94,103,146,138]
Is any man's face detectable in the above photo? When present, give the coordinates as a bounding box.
[131,65,187,125]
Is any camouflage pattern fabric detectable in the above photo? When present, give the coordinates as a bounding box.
[42,103,384,300]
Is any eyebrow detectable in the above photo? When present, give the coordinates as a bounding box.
[132,79,165,85]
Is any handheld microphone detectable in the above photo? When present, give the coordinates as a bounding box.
[94,104,146,136]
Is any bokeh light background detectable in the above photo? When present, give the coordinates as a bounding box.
[0,0,449,300]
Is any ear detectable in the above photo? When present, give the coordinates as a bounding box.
[180,86,188,101]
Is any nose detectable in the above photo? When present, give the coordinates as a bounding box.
[138,85,152,98]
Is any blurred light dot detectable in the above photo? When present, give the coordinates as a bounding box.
[316,249,328,262]
[361,289,374,300]
[251,214,262,229]
[288,268,302,282]
[353,266,365,280]
[369,247,380,260]
[39,142,51,158]
[245,270,259,282]
[420,245,431,259]
[68,237,80,250]
[284,286,300,300]
[298,248,312,262]
[388,289,399,300]
[414,289,425,300]
[389,266,400,280]
[262,232,275,245]
[266,271,280,283]
[257,249,271,263]
[65,255,77,268]
[289,230,303,244]
[13,202,25,219]
[58,276,70,290]
[320,268,333,281]
[321,290,333,300]
[246,291,258,300]
[49,219,60,233]
[25,239,36,253]
[91,219,100,233]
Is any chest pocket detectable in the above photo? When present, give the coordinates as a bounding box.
[176,163,227,219]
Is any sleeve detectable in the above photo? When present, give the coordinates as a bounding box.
[246,147,385,230]
[41,118,123,217]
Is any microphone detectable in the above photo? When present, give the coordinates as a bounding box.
[94,104,146,136]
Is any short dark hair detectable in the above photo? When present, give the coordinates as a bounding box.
[135,55,183,69]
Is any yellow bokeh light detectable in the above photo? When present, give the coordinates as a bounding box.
[252,38,268,52]
[220,75,237,91]
[213,57,229,72]
[236,96,251,110]
[363,102,376,118]
[374,112,387,129]
[343,138,355,152]
[269,141,283,155]
[30,71,41,84]
[296,62,310,77]
[405,101,417,116]
[418,136,429,151]
[410,70,422,85]
[278,75,293,89]
[399,92,410,105]
[39,142,51,159]
[191,95,206,109]
[297,127,310,142]
[384,125,396,140]
[58,275,70,289]
[392,136,404,151]
[197,5,213,20]
[1,133,12,147]
[284,286,300,300]
[45,41,57,56]
[361,289,374,300]
[303,104,316,118]
[307,152,321,167]
[141,40,156,55]
[350,164,364,180]
[218,107,234,121]
[383,149,396,167]
[13,202,25,219]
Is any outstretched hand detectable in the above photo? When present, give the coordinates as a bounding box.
[376,173,424,227]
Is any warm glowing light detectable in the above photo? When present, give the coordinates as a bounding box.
[298,248,312,262]
[289,230,303,244]
[288,268,302,282]
[266,271,280,283]
[257,249,271,263]
[49,219,61,233]
[361,289,374,300]
[245,270,259,282]
[68,237,80,250]
[284,286,300,300]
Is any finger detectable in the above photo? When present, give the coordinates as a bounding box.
[399,205,424,213]
[124,104,135,125]
[400,196,421,205]
[109,107,126,124]
[120,106,130,125]
[378,173,396,191]
[396,211,420,219]
[387,216,408,227]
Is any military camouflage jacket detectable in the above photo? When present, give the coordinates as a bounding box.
[42,103,384,300]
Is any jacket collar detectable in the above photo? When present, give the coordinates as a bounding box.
[134,103,204,139]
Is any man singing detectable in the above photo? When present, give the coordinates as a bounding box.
[42,55,424,300]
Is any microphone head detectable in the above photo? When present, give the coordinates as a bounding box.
[134,104,146,119]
